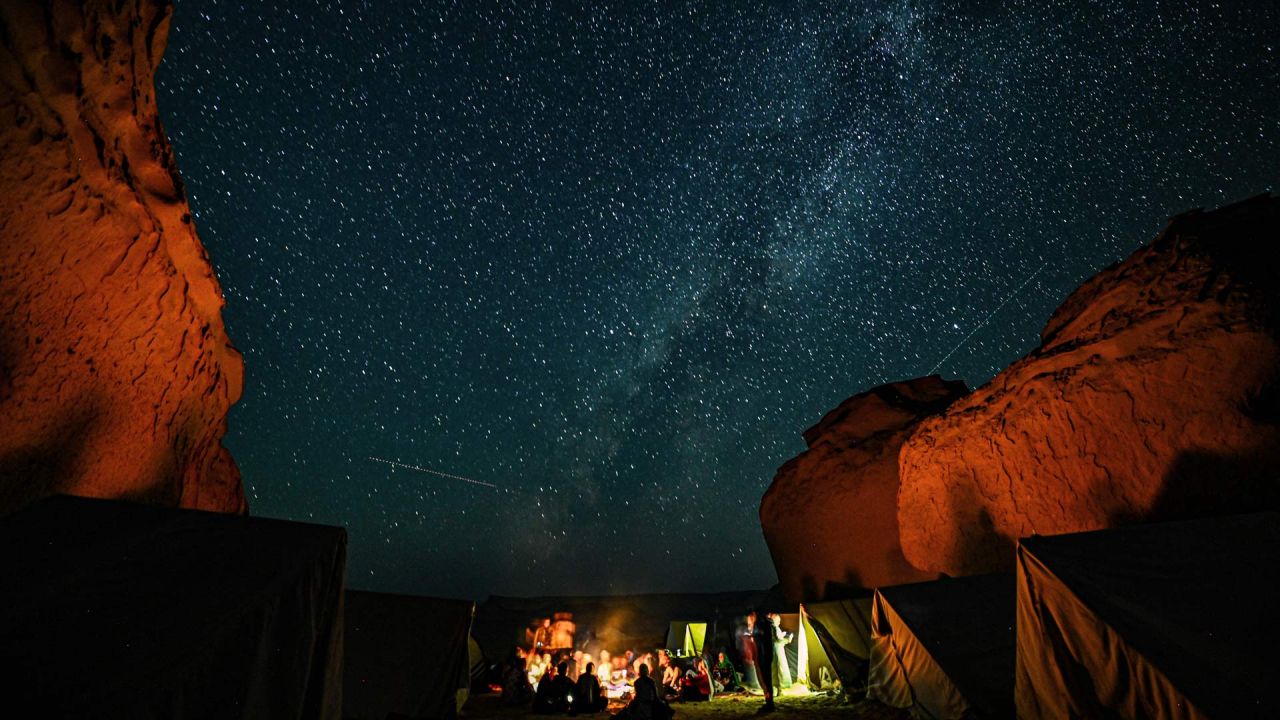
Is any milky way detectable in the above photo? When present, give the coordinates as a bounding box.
[156,0,1278,599]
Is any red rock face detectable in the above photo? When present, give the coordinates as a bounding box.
[761,377,968,604]
[897,195,1280,576]
[0,1,244,514]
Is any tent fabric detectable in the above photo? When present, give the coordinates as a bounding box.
[666,621,708,657]
[868,574,1015,720]
[801,597,874,687]
[1016,513,1280,720]
[797,606,840,689]
[468,635,486,682]
[343,590,475,720]
[0,495,346,719]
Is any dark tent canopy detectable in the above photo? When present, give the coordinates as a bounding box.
[868,574,1015,719]
[1016,513,1280,719]
[343,590,476,720]
[474,590,768,665]
[0,495,346,719]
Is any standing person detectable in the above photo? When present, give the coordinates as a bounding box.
[746,610,775,713]
[768,613,794,691]
[533,618,554,652]
[738,617,759,692]
[552,613,577,651]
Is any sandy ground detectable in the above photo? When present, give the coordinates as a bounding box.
[464,688,910,720]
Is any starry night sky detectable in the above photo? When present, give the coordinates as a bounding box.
[156,1,1277,600]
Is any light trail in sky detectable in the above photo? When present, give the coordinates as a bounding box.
[927,259,1050,377]
[367,456,498,489]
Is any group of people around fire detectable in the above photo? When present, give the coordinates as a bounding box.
[501,609,796,716]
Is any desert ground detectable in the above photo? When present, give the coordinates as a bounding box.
[464,687,910,720]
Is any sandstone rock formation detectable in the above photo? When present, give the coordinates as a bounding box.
[0,1,244,514]
[761,376,968,604]
[897,194,1280,576]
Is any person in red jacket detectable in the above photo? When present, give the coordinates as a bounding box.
[681,658,712,701]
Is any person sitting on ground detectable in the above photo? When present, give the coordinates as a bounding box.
[680,658,711,702]
[571,661,608,715]
[634,652,654,681]
[619,650,636,681]
[661,659,682,699]
[713,651,740,693]
[528,651,548,690]
[597,650,613,685]
[534,661,576,714]
[532,663,554,712]
[618,664,673,720]
[502,648,533,705]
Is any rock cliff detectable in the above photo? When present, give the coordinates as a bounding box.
[0,0,244,514]
[897,194,1280,576]
[761,376,968,604]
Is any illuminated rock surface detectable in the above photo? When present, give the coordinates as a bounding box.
[0,0,243,514]
[897,194,1280,576]
[761,376,968,603]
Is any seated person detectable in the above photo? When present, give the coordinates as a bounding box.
[502,649,533,706]
[533,661,575,714]
[596,651,614,686]
[634,652,655,680]
[661,661,681,699]
[680,658,711,701]
[713,652,740,692]
[617,664,673,720]
[571,662,608,715]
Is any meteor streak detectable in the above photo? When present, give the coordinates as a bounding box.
[367,456,498,489]
[927,260,1050,377]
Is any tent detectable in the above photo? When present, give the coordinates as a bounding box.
[1016,513,1280,719]
[868,574,1015,719]
[0,495,346,719]
[795,608,840,689]
[343,590,477,720]
[468,635,487,686]
[801,597,873,690]
[666,620,708,657]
